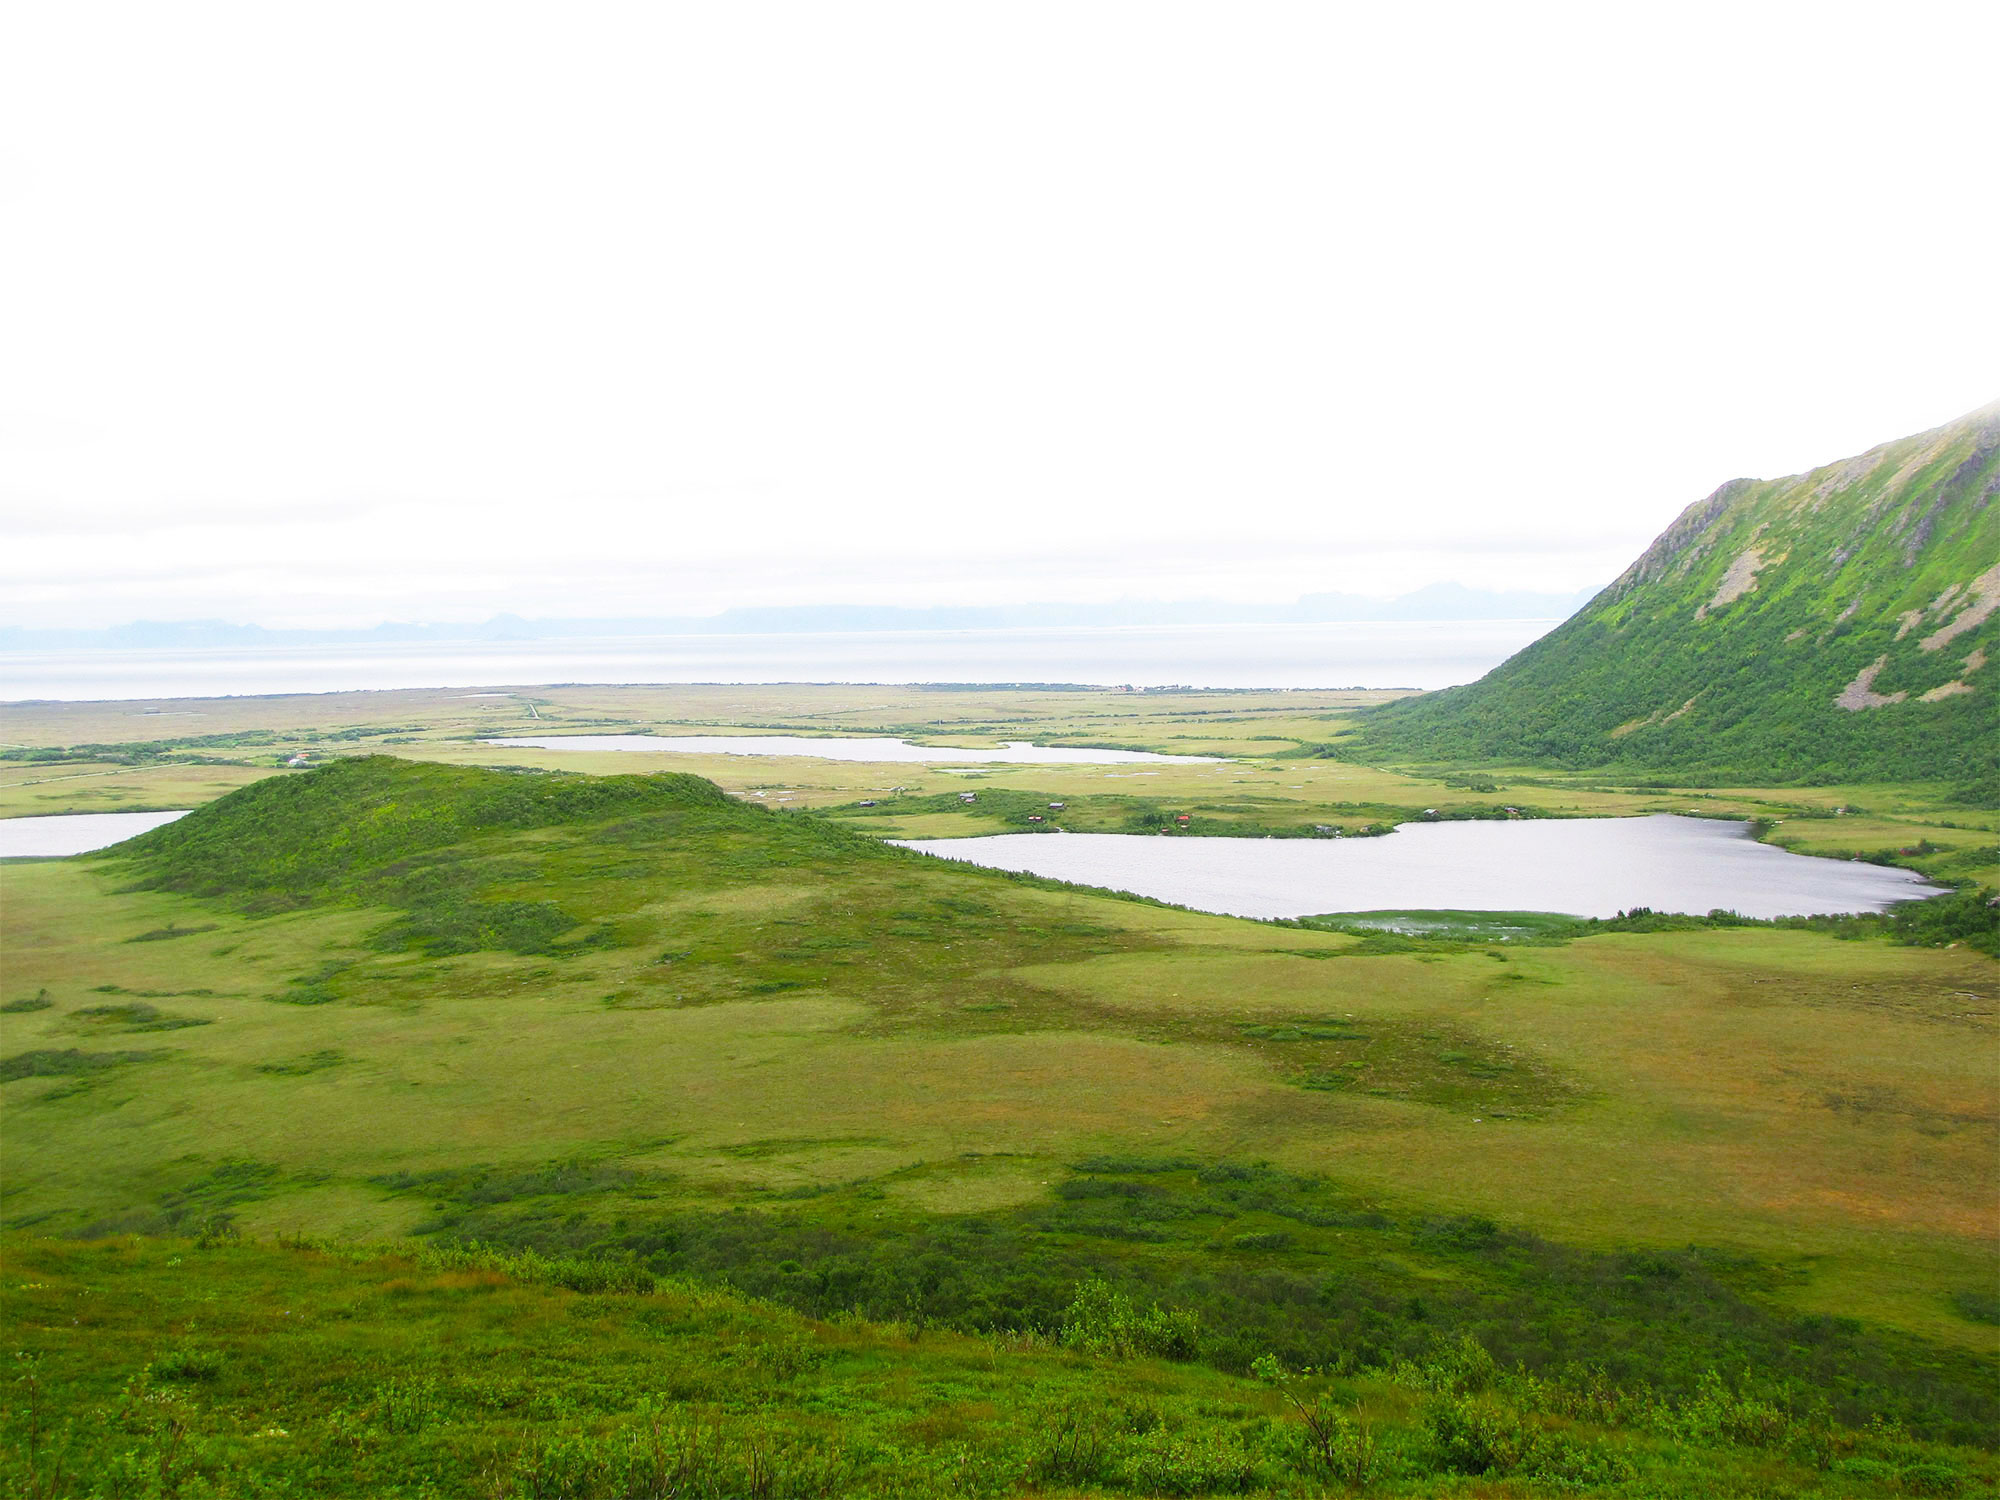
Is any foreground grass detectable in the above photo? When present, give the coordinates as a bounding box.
[5,1235,1994,1498]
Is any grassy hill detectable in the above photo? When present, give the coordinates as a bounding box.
[5,758,1997,1495]
[1350,402,2000,788]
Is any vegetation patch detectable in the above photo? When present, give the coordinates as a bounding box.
[833,784,1540,838]
[265,960,355,1006]
[254,1049,346,1077]
[90,983,221,997]
[362,1156,1998,1449]
[69,1001,212,1033]
[1887,885,2000,957]
[1292,897,2000,960]
[0,1047,166,1083]
[78,1158,322,1239]
[126,922,220,942]
[9,1233,1991,1499]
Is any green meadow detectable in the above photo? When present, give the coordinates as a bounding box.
[3,745,1996,1497]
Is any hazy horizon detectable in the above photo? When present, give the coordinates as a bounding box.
[4,5,1996,639]
[0,579,1602,645]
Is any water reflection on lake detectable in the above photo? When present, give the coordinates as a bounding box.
[892,815,1947,920]
[0,810,190,858]
[489,734,1219,765]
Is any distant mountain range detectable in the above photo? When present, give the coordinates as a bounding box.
[0,583,1600,653]
[1352,402,2000,788]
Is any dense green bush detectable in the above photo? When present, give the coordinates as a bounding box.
[1887,886,2000,956]
[1060,1276,1203,1360]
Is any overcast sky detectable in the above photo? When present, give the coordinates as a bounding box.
[3,2,1996,630]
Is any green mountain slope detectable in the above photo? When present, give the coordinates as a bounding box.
[1353,402,2000,786]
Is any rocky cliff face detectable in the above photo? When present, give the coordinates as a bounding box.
[1353,403,2000,786]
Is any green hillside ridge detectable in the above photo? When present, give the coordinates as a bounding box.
[1351,401,2000,786]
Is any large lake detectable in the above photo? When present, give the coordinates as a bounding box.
[1,619,1555,701]
[489,734,1220,765]
[0,809,189,858]
[892,816,1947,920]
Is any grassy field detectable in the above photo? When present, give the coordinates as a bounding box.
[2,693,1995,1496]
[0,759,271,819]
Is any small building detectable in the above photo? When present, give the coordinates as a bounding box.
[959,792,977,803]
[1048,802,1065,810]
[286,755,310,766]
[858,800,876,807]
[1423,808,1439,819]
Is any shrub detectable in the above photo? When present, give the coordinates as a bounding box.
[1897,1458,1972,1496]
[415,1240,657,1296]
[1950,1289,2000,1325]
[1663,1369,1789,1448]
[1029,1407,1115,1486]
[1118,1427,1260,1495]
[374,1375,440,1434]
[1888,886,2000,957]
[1391,1332,1500,1396]
[1425,1395,1633,1486]
[1060,1277,1201,1360]
[0,1048,162,1082]
[1253,1356,1381,1487]
[152,1347,222,1382]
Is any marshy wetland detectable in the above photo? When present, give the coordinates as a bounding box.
[2,683,1995,1496]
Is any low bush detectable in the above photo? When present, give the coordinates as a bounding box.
[1425,1394,1634,1485]
[1060,1277,1202,1360]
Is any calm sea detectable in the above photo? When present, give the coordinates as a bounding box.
[0,619,1557,702]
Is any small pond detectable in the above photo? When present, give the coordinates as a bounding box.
[892,815,1947,920]
[488,734,1220,765]
[0,809,190,858]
